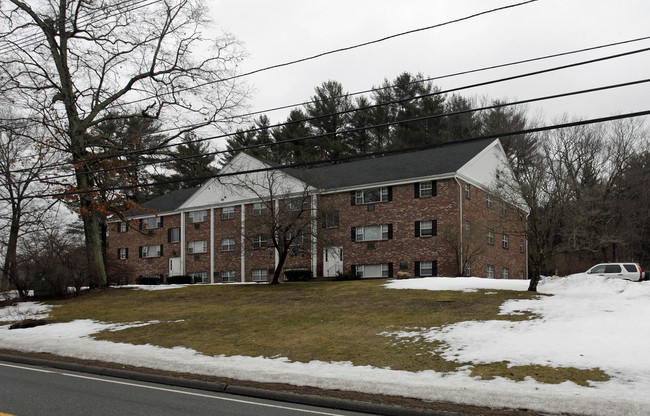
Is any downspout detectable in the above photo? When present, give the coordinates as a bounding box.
[210,208,214,283]
[454,177,463,275]
[525,211,530,279]
[180,211,186,275]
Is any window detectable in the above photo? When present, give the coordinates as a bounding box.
[221,238,235,252]
[502,234,509,249]
[502,268,509,279]
[286,197,309,212]
[354,187,389,205]
[287,232,309,247]
[188,240,208,254]
[520,270,525,279]
[487,229,494,245]
[119,222,128,232]
[323,211,339,228]
[117,248,128,260]
[415,220,437,237]
[252,269,267,282]
[465,220,471,237]
[141,217,162,230]
[252,202,267,216]
[502,202,508,215]
[356,264,390,278]
[520,240,525,253]
[140,245,162,258]
[465,261,471,277]
[222,270,236,283]
[416,261,437,277]
[252,235,268,249]
[487,265,495,279]
[353,224,391,242]
[416,181,436,198]
[188,272,208,283]
[465,183,471,199]
[168,228,180,243]
[188,210,208,223]
[222,206,235,220]
[486,195,494,208]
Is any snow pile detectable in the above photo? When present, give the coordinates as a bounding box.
[1,276,650,416]
[0,301,53,322]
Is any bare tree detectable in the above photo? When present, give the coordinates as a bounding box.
[438,219,487,277]
[0,113,62,290]
[0,0,246,285]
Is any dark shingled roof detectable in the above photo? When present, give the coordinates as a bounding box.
[130,186,199,216]
[131,138,497,215]
[296,138,496,189]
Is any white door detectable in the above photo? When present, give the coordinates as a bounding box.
[169,257,182,276]
[323,247,343,277]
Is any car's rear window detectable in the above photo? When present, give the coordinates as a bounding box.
[623,264,638,272]
[604,265,622,273]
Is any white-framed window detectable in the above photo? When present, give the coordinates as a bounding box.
[286,197,309,212]
[286,232,309,247]
[465,261,471,277]
[486,194,494,208]
[502,268,509,279]
[420,261,434,276]
[502,234,509,249]
[418,181,435,198]
[465,220,471,237]
[119,222,128,232]
[221,238,235,252]
[188,272,208,283]
[118,248,128,260]
[141,245,162,258]
[519,270,525,279]
[222,206,236,220]
[520,240,525,253]
[356,263,390,278]
[252,202,267,216]
[487,229,494,245]
[487,265,495,279]
[417,220,436,237]
[252,235,268,249]
[355,187,389,205]
[252,269,267,282]
[502,202,509,215]
[188,210,208,223]
[168,228,180,243]
[465,183,471,199]
[222,270,236,283]
[188,240,208,254]
[142,217,162,229]
[355,224,390,242]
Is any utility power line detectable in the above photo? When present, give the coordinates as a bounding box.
[20,108,650,201]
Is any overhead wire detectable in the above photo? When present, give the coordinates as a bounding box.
[16,108,650,201]
[8,41,650,177]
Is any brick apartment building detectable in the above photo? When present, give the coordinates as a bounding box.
[107,138,528,283]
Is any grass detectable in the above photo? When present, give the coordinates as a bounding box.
[41,280,608,386]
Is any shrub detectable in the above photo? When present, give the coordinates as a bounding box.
[334,271,361,281]
[167,275,192,285]
[135,275,162,285]
[284,270,312,282]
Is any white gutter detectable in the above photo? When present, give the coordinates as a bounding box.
[454,177,463,275]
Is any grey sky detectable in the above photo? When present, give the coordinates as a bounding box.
[210,0,650,125]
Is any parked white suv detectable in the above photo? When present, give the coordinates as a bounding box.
[585,263,645,282]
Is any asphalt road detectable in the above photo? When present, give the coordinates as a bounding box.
[0,361,375,416]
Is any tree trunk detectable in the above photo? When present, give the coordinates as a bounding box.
[270,249,289,285]
[82,209,107,287]
[1,211,20,290]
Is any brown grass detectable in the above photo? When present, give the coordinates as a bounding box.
[42,280,608,386]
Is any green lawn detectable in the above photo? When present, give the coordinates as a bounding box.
[43,280,608,385]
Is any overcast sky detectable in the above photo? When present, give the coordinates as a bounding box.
[209,0,650,127]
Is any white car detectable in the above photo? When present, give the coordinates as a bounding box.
[585,263,645,282]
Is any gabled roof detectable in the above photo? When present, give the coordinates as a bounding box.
[130,186,199,216]
[295,138,497,189]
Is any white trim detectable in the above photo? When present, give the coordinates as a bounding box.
[240,203,246,282]
[210,208,214,284]
[317,173,457,195]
